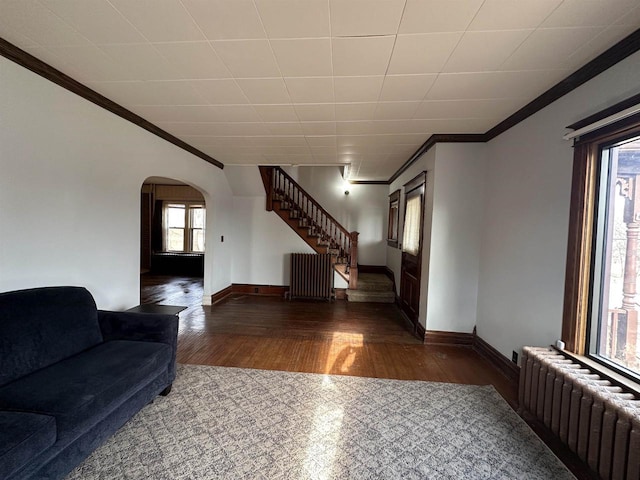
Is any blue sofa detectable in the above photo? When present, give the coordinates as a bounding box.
[0,286,178,480]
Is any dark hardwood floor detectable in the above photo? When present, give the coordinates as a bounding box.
[141,274,518,406]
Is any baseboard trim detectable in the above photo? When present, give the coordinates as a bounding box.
[472,331,520,383]
[231,284,288,297]
[211,285,233,304]
[416,321,426,341]
[211,284,288,304]
[425,330,474,346]
[335,288,346,300]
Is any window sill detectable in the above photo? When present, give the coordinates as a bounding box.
[555,347,640,397]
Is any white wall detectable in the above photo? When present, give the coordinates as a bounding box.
[0,58,233,309]
[386,144,486,333]
[476,50,640,360]
[230,196,314,285]
[427,144,486,333]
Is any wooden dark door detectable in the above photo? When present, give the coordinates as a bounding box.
[399,173,426,329]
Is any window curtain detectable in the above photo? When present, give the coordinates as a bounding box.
[402,195,422,255]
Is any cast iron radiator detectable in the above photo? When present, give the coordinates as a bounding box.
[519,347,640,480]
[289,253,333,301]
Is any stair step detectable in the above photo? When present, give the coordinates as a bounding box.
[346,290,395,303]
[356,273,393,292]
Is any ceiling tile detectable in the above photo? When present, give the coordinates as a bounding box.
[133,105,261,122]
[332,36,395,76]
[337,135,371,146]
[262,154,314,163]
[399,0,483,34]
[567,24,639,70]
[190,79,249,104]
[270,39,333,77]
[38,0,146,45]
[100,44,182,80]
[312,154,340,163]
[180,0,265,40]
[310,146,338,156]
[90,80,204,106]
[374,102,421,120]
[335,103,377,121]
[0,21,39,48]
[388,33,462,74]
[154,42,231,79]
[330,0,405,36]
[202,105,263,122]
[209,123,270,136]
[284,77,335,103]
[294,104,335,121]
[212,40,281,77]
[252,136,308,147]
[415,98,526,119]
[254,105,300,122]
[334,76,385,103]
[265,123,304,135]
[542,0,640,28]
[615,5,640,26]
[467,0,562,31]
[369,120,422,134]
[336,121,373,135]
[379,75,436,101]
[443,30,532,73]
[500,27,605,71]
[426,71,565,100]
[156,122,270,136]
[236,78,292,104]
[108,0,204,42]
[254,0,329,38]
[412,117,496,133]
[301,122,336,135]
[305,135,337,146]
[47,45,129,82]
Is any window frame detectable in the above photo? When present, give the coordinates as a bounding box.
[563,109,640,381]
[387,189,401,248]
[163,201,205,253]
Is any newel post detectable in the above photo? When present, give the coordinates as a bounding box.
[265,167,273,212]
[349,231,359,290]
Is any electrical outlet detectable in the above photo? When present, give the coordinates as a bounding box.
[512,351,518,364]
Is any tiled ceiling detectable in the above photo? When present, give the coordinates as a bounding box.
[1,1,639,180]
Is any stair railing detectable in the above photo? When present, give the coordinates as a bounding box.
[260,166,358,289]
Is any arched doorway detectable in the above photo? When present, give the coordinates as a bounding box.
[140,177,206,309]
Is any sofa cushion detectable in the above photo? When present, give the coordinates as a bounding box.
[0,340,171,446]
[0,411,57,479]
[0,286,103,387]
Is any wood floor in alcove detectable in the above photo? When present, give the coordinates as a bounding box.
[140,274,518,406]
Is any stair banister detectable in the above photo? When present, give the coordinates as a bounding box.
[259,165,359,290]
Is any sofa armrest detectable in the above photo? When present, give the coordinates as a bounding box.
[98,310,178,382]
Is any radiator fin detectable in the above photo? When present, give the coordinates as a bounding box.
[520,347,640,480]
[289,253,333,301]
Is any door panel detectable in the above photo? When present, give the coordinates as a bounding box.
[399,173,426,330]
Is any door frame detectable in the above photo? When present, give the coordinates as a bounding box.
[399,172,426,338]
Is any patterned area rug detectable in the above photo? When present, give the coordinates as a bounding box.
[67,365,574,479]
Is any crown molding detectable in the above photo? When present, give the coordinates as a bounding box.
[0,37,224,170]
[388,27,640,185]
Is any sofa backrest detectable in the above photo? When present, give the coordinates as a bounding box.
[0,286,103,387]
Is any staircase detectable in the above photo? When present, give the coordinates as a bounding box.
[347,273,395,303]
[259,166,358,290]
